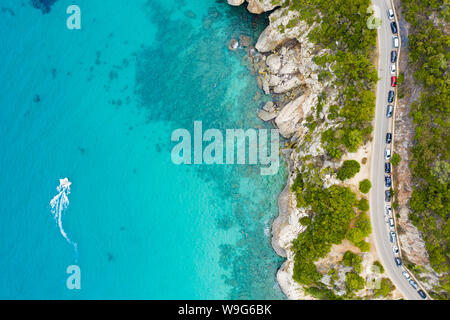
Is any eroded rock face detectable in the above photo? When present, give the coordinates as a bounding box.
[256,8,314,52]
[246,0,279,14]
[275,93,310,138]
[227,0,245,6]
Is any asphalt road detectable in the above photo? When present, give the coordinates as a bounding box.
[370,0,426,300]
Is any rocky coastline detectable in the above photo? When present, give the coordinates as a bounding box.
[228,1,401,299]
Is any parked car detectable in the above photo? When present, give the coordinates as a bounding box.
[388,8,395,20]
[409,279,419,290]
[390,230,396,243]
[388,90,394,103]
[385,147,391,160]
[385,190,391,202]
[418,290,427,299]
[390,63,396,75]
[386,204,392,216]
[391,50,397,63]
[391,76,397,87]
[386,132,392,143]
[385,175,392,188]
[393,36,399,48]
[388,218,395,230]
[385,162,391,174]
[402,271,411,280]
[386,104,393,118]
[393,245,399,254]
[390,21,398,34]
[394,257,402,266]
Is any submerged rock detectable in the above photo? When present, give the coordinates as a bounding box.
[239,34,251,47]
[228,38,239,51]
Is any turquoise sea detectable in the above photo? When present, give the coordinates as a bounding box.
[0,0,286,299]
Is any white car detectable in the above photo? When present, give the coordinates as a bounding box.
[393,36,399,48]
[388,9,395,20]
[390,231,397,243]
[388,218,395,230]
[390,63,396,75]
[402,271,411,280]
[385,147,391,160]
[393,245,399,255]
[386,205,392,217]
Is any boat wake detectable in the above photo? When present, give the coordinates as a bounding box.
[50,178,78,259]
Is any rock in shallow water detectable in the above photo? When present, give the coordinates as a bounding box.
[228,39,239,51]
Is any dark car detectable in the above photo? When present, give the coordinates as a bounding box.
[394,257,402,266]
[418,290,427,299]
[385,190,391,202]
[386,105,393,118]
[385,175,392,187]
[391,50,397,63]
[409,279,419,290]
[386,132,392,143]
[385,162,391,174]
[390,21,398,34]
[388,90,394,103]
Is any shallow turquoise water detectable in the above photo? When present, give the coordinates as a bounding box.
[0,0,286,299]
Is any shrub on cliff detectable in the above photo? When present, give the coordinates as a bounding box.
[391,153,401,166]
[337,160,360,181]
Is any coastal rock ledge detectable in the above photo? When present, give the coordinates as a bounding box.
[227,0,279,14]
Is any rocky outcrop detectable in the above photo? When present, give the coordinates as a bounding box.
[257,101,278,121]
[227,0,245,6]
[256,8,314,52]
[275,93,307,138]
[246,0,279,14]
[228,0,279,14]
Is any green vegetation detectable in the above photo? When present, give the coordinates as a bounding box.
[289,0,377,158]
[345,272,365,295]
[299,216,311,226]
[357,198,370,212]
[391,153,401,166]
[337,160,361,181]
[292,168,357,286]
[359,179,372,193]
[374,278,394,298]
[372,261,384,274]
[401,0,449,297]
[347,212,371,250]
[281,0,379,299]
[343,251,363,273]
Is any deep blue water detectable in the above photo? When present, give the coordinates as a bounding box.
[0,0,286,299]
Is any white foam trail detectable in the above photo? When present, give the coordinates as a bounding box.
[50,178,78,259]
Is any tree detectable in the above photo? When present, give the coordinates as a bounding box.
[343,251,363,273]
[345,272,365,293]
[337,160,361,180]
[359,179,372,193]
[358,198,370,212]
[374,278,394,297]
[372,261,384,274]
